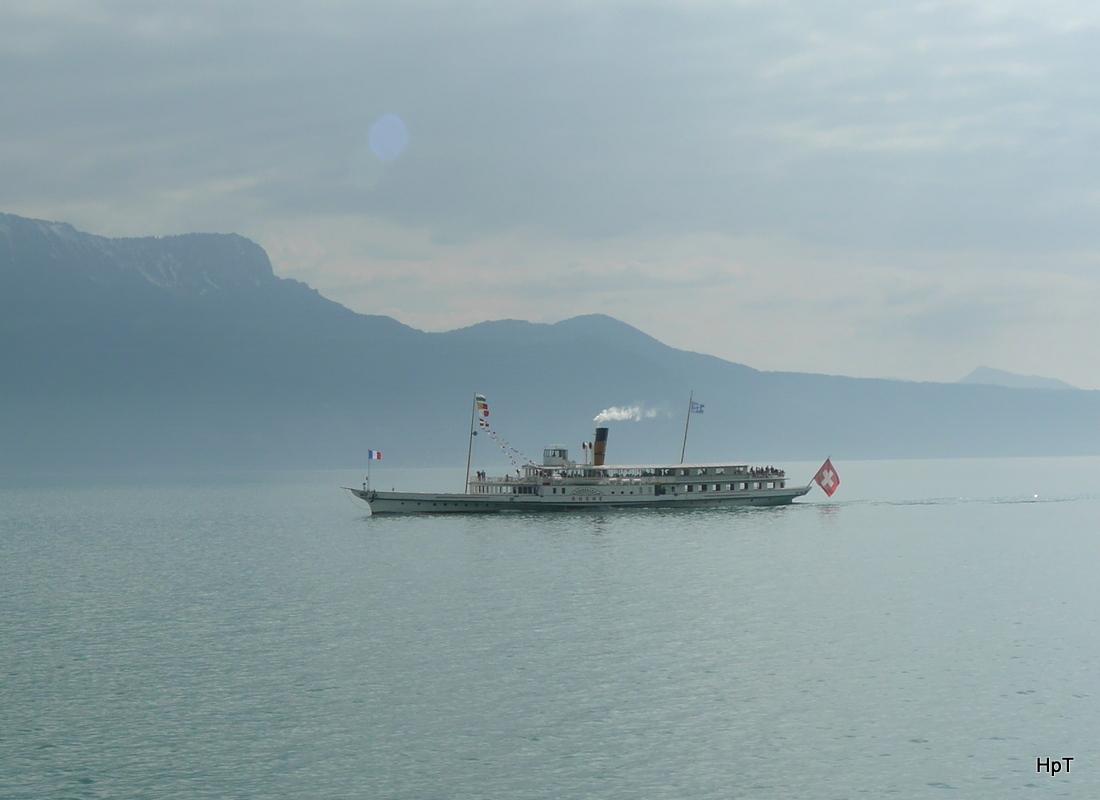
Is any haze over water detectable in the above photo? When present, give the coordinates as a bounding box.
[3,458,1098,798]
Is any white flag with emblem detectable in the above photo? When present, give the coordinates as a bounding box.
[813,458,840,497]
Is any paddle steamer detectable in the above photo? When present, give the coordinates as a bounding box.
[347,426,815,515]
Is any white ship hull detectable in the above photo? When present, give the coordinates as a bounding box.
[348,483,811,515]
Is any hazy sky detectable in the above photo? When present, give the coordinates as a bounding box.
[4,1,1100,387]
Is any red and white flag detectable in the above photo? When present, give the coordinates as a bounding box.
[813,458,840,497]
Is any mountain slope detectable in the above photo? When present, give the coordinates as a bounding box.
[4,212,1100,472]
[958,366,1077,391]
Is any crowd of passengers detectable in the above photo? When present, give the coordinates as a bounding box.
[750,466,785,477]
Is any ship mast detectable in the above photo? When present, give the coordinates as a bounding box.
[464,393,478,493]
[680,390,694,464]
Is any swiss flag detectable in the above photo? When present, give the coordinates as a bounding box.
[813,458,840,497]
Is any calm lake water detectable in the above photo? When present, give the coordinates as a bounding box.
[2,458,1098,798]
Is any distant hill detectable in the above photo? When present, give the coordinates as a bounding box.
[5,211,1100,473]
[958,366,1077,391]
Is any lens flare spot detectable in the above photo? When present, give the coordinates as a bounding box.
[369,114,409,161]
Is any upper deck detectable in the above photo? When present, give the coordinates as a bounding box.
[525,462,785,480]
[468,461,789,496]
[467,442,790,496]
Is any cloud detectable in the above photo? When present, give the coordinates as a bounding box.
[5,0,1100,250]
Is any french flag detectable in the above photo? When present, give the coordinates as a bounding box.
[367,450,382,460]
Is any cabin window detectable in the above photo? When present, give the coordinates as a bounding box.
[686,484,694,492]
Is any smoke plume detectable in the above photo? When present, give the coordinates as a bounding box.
[593,406,657,424]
